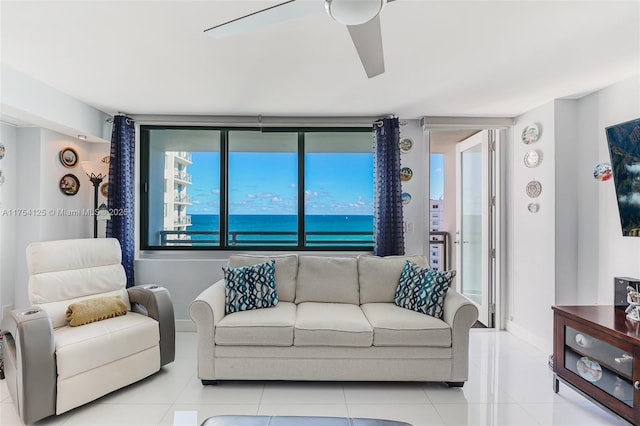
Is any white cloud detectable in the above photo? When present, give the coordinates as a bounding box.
[272,197,283,202]
[619,192,640,206]
[211,189,220,194]
[626,163,640,174]
[246,194,256,199]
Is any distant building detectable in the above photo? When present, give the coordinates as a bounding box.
[429,199,445,270]
[164,152,193,241]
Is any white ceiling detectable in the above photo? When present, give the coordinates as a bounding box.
[1,0,639,120]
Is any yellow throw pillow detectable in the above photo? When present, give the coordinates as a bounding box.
[66,296,128,327]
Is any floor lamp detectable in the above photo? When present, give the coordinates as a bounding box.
[81,160,109,238]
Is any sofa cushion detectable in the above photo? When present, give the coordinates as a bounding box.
[358,255,430,304]
[228,254,297,303]
[394,261,456,319]
[361,303,451,347]
[295,256,359,304]
[294,302,372,347]
[216,302,296,346]
[54,312,159,379]
[223,260,278,314]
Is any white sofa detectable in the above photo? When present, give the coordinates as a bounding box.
[189,254,478,386]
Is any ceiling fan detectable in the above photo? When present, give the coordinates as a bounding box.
[204,0,396,78]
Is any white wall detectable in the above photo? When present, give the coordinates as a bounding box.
[507,101,557,351]
[11,128,109,309]
[593,76,640,302]
[0,124,18,319]
[506,75,640,352]
[400,119,427,256]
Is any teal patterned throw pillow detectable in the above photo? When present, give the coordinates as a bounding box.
[394,260,456,319]
[223,260,278,314]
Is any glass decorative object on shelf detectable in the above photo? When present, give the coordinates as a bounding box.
[625,286,640,321]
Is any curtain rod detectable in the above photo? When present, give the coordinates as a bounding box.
[105,114,408,128]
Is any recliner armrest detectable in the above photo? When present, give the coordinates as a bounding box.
[1,307,56,424]
[128,284,175,366]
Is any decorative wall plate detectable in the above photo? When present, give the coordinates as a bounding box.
[399,137,413,153]
[59,174,80,196]
[593,163,612,181]
[401,192,412,205]
[527,203,539,213]
[522,124,540,144]
[524,150,542,168]
[59,147,79,168]
[526,180,542,198]
[400,167,413,182]
[0,143,5,160]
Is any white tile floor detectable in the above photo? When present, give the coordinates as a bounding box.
[0,329,630,426]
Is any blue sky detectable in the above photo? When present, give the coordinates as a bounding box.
[186,152,374,215]
[430,153,445,200]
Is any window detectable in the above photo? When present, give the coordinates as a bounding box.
[140,126,373,250]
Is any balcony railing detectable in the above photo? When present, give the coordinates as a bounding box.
[173,215,192,226]
[175,151,192,162]
[174,170,192,183]
[174,194,192,204]
[158,230,373,247]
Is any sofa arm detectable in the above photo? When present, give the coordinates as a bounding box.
[128,284,175,366]
[442,291,479,382]
[1,307,56,424]
[189,279,226,381]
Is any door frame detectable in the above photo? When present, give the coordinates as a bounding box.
[455,130,491,326]
[422,116,512,329]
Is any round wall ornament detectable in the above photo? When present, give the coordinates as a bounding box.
[0,143,5,160]
[522,124,540,144]
[59,147,79,168]
[593,163,612,181]
[399,137,413,153]
[400,167,413,182]
[59,174,80,196]
[524,149,542,168]
[527,203,539,213]
[526,180,542,198]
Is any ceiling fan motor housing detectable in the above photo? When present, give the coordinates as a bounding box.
[325,0,387,26]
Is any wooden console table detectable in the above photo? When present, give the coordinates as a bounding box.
[552,305,640,425]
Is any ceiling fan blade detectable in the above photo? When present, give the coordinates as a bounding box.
[204,0,324,39]
[347,15,385,78]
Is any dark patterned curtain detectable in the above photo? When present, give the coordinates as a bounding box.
[107,115,136,287]
[373,117,405,256]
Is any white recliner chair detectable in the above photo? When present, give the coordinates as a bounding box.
[1,238,175,424]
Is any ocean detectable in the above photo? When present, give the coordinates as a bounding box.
[188,214,373,246]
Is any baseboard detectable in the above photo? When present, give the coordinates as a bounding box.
[505,319,551,354]
[176,319,196,332]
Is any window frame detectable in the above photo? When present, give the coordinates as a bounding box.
[140,125,374,252]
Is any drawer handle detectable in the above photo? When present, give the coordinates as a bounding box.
[635,381,640,391]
